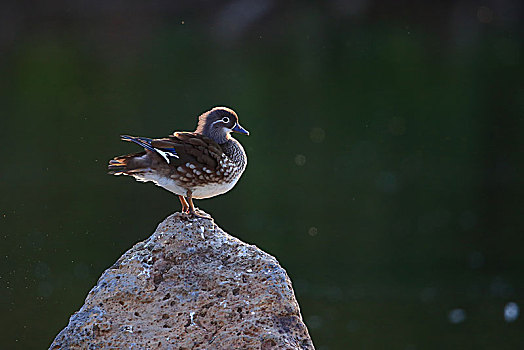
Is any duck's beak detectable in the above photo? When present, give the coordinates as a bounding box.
[232,123,249,135]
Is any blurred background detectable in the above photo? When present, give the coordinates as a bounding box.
[1,0,523,349]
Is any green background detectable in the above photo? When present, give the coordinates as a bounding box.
[1,1,523,349]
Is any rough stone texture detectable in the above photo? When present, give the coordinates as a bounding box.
[50,212,314,349]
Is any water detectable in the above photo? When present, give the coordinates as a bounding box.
[1,1,523,349]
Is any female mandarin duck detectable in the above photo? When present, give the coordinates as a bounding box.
[108,107,249,218]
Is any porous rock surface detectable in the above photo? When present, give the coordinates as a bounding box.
[50,212,314,349]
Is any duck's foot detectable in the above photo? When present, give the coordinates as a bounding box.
[188,208,212,220]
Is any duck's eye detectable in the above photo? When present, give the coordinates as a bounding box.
[222,117,230,123]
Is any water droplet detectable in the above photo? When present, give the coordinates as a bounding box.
[294,154,306,166]
[504,302,519,322]
[448,308,466,324]
[308,227,318,236]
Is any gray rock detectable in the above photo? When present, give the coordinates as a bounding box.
[50,212,314,349]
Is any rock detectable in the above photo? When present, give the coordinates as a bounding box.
[50,212,314,349]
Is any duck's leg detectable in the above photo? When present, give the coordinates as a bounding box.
[178,195,189,213]
[186,190,211,219]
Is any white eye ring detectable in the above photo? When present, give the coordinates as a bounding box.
[222,117,229,123]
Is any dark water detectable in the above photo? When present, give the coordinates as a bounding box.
[1,1,523,349]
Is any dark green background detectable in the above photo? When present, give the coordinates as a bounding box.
[1,1,523,349]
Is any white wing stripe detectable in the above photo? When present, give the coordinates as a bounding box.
[155,148,179,164]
